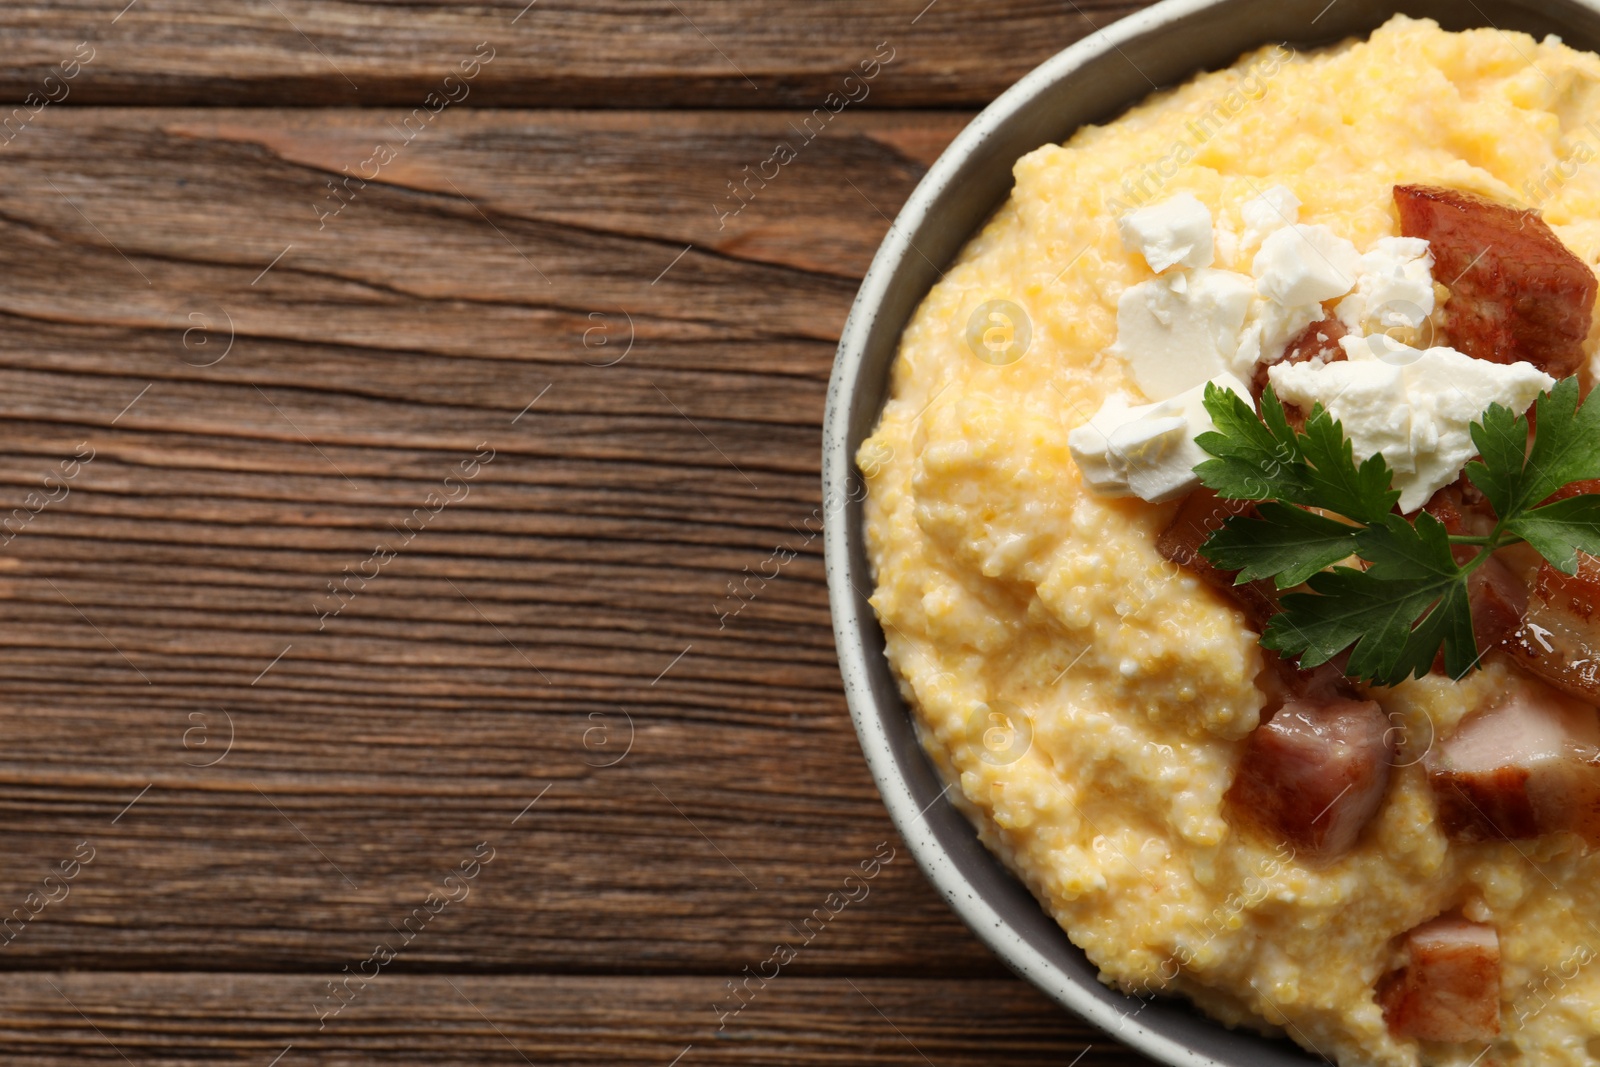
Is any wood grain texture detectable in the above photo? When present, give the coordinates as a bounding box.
[0,974,1157,1065]
[0,0,1198,1061]
[0,1,1146,107]
[0,108,987,976]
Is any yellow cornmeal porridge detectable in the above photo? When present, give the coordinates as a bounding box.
[859,16,1600,1067]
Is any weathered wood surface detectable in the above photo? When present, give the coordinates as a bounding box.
[0,1,1148,107]
[0,109,979,975]
[0,105,1166,1059]
[0,0,1191,1061]
[0,974,1148,1065]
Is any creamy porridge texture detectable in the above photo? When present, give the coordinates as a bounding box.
[858,16,1600,1067]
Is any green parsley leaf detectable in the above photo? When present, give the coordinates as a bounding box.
[1504,494,1600,575]
[1394,578,1477,682]
[1202,502,1361,589]
[1196,377,1600,684]
[1264,513,1475,685]
[1355,511,1460,582]
[1467,376,1600,519]
[1462,400,1530,519]
[1192,378,1600,686]
[1297,406,1400,524]
[1355,512,1479,682]
[1265,571,1447,684]
[1195,384,1400,522]
[1194,384,1306,503]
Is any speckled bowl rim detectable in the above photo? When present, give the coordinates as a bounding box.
[822,1,1600,1064]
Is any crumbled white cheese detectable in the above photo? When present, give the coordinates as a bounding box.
[1068,373,1253,503]
[1253,223,1361,306]
[1336,236,1435,334]
[1239,185,1301,253]
[1111,268,1256,400]
[1101,198,1522,515]
[1234,297,1324,375]
[1118,193,1216,272]
[1213,219,1241,270]
[1267,336,1555,511]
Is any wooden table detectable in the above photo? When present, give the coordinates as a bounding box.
[0,3,1163,1062]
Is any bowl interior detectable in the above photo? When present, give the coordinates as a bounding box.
[823,1,1600,1065]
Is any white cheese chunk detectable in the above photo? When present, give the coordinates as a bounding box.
[1253,223,1361,306]
[1234,297,1324,375]
[1068,373,1252,503]
[1240,185,1301,253]
[1111,268,1256,400]
[1213,219,1241,270]
[1267,336,1555,512]
[1336,236,1435,334]
[1118,193,1216,272]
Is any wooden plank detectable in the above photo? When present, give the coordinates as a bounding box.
[0,974,1152,1065]
[0,1,1151,108]
[0,8,1189,1064]
[0,107,1032,974]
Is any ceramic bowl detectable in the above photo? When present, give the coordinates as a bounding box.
[822,1,1600,1063]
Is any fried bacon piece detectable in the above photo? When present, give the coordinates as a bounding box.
[1379,916,1502,1043]
[1420,478,1525,671]
[1426,684,1600,844]
[1250,316,1348,401]
[1509,483,1600,696]
[1506,554,1600,702]
[1465,557,1530,658]
[1226,692,1393,858]
[1394,184,1596,378]
[1255,647,1352,712]
[1420,476,1495,545]
[1544,477,1600,504]
[1156,489,1278,627]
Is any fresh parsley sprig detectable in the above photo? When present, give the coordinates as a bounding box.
[1193,378,1600,686]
